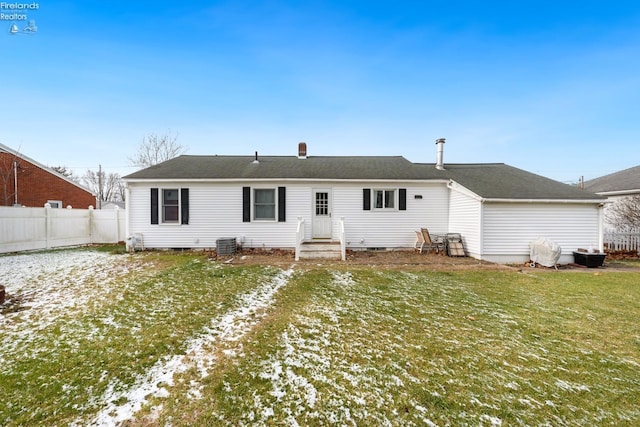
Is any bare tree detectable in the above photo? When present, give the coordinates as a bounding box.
[606,195,640,230]
[128,130,186,168]
[51,165,80,183]
[82,167,124,206]
[0,147,26,206]
[115,178,126,203]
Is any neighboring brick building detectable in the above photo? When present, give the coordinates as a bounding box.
[0,143,96,208]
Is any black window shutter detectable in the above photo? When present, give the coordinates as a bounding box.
[363,188,371,210]
[278,186,286,222]
[399,188,407,211]
[181,188,189,224]
[150,188,159,224]
[242,187,251,222]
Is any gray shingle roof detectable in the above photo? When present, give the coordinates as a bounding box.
[124,155,604,201]
[583,165,640,194]
[124,155,425,180]
[435,163,603,200]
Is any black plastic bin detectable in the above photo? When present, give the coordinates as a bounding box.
[573,251,606,268]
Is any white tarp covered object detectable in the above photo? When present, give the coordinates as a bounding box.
[529,237,562,267]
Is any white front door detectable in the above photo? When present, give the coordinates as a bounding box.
[312,189,332,238]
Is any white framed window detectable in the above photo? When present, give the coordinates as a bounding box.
[373,189,396,210]
[47,200,62,208]
[254,188,276,220]
[151,188,189,225]
[162,189,179,223]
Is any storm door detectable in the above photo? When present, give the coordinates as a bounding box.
[312,189,332,238]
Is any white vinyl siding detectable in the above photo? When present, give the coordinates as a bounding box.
[448,187,482,258]
[481,203,601,264]
[334,183,448,249]
[127,180,602,263]
[127,181,449,251]
[445,180,603,263]
[129,183,305,249]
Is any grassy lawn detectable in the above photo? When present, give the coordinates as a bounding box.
[1,249,639,426]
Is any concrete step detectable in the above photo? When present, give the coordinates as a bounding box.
[298,241,342,259]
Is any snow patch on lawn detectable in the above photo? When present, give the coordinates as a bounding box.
[84,266,295,426]
[555,379,590,392]
[240,270,442,426]
[0,250,142,367]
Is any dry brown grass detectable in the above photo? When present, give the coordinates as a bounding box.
[211,247,640,273]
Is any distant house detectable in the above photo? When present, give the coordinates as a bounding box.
[0,142,96,208]
[583,165,640,229]
[123,140,605,264]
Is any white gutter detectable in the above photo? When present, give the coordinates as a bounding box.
[593,189,640,197]
[479,198,608,204]
[123,178,452,185]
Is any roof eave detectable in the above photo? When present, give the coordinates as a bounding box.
[594,189,640,196]
[480,198,607,204]
[123,177,451,184]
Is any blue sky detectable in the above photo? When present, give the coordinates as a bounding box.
[2,0,639,183]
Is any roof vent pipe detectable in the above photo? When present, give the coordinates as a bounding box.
[253,151,259,164]
[435,138,446,170]
[298,142,307,159]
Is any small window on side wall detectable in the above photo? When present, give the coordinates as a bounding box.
[254,188,276,220]
[363,188,406,211]
[151,188,189,225]
[243,187,286,222]
[373,189,396,210]
[47,200,62,208]
[162,189,179,223]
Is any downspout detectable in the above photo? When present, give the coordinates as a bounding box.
[597,203,604,252]
[479,199,485,261]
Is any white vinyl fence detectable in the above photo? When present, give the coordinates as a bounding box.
[604,229,640,253]
[0,205,126,254]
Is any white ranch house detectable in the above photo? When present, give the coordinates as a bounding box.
[123,141,606,264]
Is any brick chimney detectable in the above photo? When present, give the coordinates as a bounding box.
[435,138,445,170]
[298,142,307,159]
